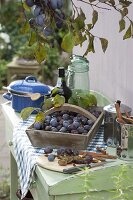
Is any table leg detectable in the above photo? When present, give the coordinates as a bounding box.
[10,152,18,200]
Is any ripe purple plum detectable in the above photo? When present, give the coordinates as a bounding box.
[49,0,58,9]
[77,127,84,134]
[48,154,55,161]
[57,0,63,9]
[73,121,80,129]
[43,27,54,37]
[33,6,43,17]
[44,146,53,154]
[34,121,42,130]
[63,121,69,128]
[35,14,46,26]
[62,113,69,120]
[50,118,58,127]
[25,0,34,7]
[59,127,67,132]
[45,126,51,131]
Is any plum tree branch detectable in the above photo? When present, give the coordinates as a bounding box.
[19,0,133,63]
[76,0,111,10]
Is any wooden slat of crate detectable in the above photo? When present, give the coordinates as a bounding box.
[26,129,88,149]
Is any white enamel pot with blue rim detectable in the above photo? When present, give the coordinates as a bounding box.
[3,76,51,112]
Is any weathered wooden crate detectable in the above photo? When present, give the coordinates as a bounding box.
[26,104,104,150]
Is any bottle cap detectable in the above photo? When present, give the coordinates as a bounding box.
[58,67,65,77]
[116,100,121,106]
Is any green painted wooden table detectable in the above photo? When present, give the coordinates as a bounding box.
[2,96,133,200]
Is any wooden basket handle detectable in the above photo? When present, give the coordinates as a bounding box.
[44,103,97,121]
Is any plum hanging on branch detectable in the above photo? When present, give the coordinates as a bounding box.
[19,0,133,63]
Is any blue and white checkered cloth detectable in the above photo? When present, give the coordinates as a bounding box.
[13,116,44,199]
[13,117,106,199]
[87,125,106,151]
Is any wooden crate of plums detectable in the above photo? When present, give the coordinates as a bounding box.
[26,104,104,150]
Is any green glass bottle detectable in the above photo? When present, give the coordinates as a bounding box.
[67,55,90,92]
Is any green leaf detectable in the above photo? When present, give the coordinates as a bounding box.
[89,35,95,53]
[86,93,97,106]
[84,35,95,55]
[131,21,133,31]
[68,90,80,105]
[21,21,30,34]
[92,10,98,26]
[87,23,93,31]
[23,1,31,11]
[123,24,132,40]
[109,0,115,6]
[100,38,108,53]
[73,32,82,46]
[68,96,78,106]
[44,98,53,110]
[35,43,47,64]
[121,7,128,17]
[20,107,37,120]
[43,98,53,110]
[119,0,132,7]
[61,32,75,53]
[73,8,86,30]
[35,111,45,122]
[29,32,37,46]
[53,94,65,108]
[119,19,125,32]
[79,35,87,47]
[69,89,97,108]
[74,32,87,47]
[51,87,60,96]
[77,93,97,108]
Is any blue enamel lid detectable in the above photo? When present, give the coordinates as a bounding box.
[8,76,51,95]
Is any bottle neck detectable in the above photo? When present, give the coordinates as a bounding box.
[56,76,66,88]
